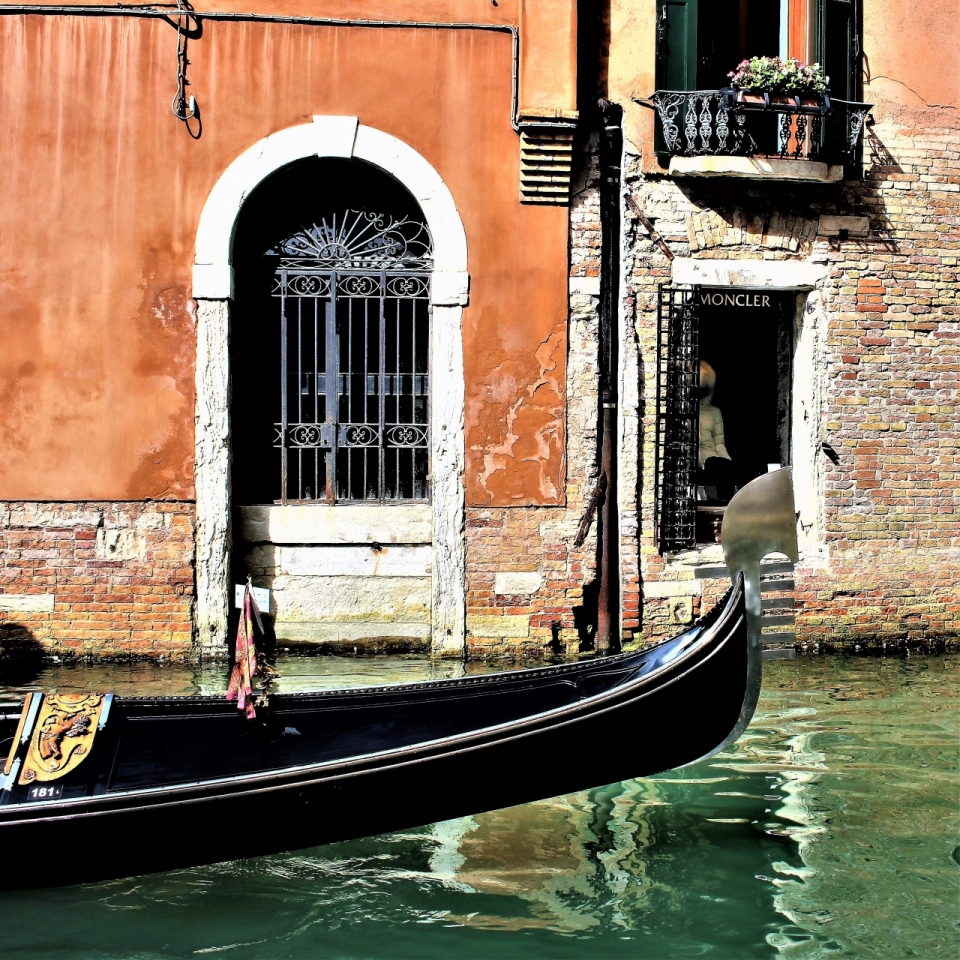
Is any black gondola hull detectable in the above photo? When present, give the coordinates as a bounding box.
[0,581,746,890]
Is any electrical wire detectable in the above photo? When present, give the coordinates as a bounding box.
[0,4,523,131]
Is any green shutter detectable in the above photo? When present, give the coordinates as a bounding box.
[656,0,699,91]
[655,0,699,155]
[817,0,858,101]
[817,0,860,162]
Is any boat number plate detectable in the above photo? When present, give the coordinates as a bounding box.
[28,784,63,801]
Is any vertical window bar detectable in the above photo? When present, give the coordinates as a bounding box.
[379,273,387,503]
[325,286,337,503]
[297,295,304,500]
[313,295,319,500]
[396,288,402,498]
[348,294,355,500]
[423,300,432,500]
[655,284,700,552]
[279,271,288,504]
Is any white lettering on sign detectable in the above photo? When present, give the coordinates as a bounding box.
[234,584,271,611]
[699,292,772,308]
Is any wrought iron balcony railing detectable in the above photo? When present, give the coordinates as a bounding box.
[649,88,872,164]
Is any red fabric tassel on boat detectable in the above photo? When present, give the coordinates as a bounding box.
[227,583,264,719]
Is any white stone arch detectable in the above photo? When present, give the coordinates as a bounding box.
[193,117,468,657]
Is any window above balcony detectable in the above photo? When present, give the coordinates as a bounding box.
[647,0,870,181]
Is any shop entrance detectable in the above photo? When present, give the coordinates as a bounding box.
[698,289,793,484]
[655,285,795,551]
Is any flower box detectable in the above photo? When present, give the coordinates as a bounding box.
[726,88,831,115]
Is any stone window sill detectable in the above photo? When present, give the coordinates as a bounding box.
[237,503,432,545]
[668,155,843,182]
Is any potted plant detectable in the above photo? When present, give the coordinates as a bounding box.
[725,56,830,113]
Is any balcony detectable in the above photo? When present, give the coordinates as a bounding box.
[648,88,872,183]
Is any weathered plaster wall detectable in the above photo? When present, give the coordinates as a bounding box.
[0,10,570,508]
[519,0,579,113]
[464,141,602,655]
[861,0,960,124]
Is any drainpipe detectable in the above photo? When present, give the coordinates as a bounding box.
[596,99,623,655]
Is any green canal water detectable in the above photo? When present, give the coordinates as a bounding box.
[0,653,956,959]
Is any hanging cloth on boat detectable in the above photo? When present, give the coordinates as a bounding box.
[227,583,265,719]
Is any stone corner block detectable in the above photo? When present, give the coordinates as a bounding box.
[313,115,358,158]
[465,614,530,639]
[0,594,55,613]
[818,215,870,237]
[192,263,234,300]
[642,580,702,599]
[431,271,470,307]
[493,572,544,596]
[569,276,601,296]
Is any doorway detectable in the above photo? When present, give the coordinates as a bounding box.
[228,156,437,648]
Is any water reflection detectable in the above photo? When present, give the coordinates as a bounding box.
[0,655,956,960]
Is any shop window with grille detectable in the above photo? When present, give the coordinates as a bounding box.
[656,285,701,552]
[656,285,795,552]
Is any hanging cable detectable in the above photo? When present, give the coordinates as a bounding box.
[171,0,200,136]
[0,6,521,131]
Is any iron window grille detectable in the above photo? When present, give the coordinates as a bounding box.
[268,210,433,504]
[655,284,700,553]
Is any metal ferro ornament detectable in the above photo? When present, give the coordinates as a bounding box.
[18,693,105,784]
[691,469,800,765]
[721,468,799,754]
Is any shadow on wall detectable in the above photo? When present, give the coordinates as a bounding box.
[857,126,903,250]
[573,577,601,653]
[0,623,45,687]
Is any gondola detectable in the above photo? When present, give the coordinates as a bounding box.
[0,470,798,890]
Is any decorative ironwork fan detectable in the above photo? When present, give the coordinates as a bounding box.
[267,210,433,270]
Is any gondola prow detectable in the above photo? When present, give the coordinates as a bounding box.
[711,468,800,756]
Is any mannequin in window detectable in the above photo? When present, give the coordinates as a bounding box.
[698,360,736,503]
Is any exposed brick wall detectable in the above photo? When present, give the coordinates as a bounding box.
[623,107,960,645]
[0,502,195,659]
[465,507,594,657]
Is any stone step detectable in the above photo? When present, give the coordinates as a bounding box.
[762,648,797,660]
[761,614,796,627]
[695,560,795,579]
[762,596,796,610]
[761,632,797,645]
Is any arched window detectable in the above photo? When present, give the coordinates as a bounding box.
[231,158,433,506]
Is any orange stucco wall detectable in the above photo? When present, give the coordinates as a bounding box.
[861,0,960,122]
[0,7,574,505]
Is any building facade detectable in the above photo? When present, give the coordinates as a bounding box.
[607,0,959,648]
[0,0,956,660]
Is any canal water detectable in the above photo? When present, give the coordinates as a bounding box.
[0,653,956,959]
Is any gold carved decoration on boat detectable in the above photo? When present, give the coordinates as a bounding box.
[18,693,104,784]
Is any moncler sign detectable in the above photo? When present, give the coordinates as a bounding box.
[699,291,772,308]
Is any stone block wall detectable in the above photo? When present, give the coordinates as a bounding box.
[623,106,960,645]
[0,502,194,658]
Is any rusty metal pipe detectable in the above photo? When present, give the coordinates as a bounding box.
[595,99,623,655]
